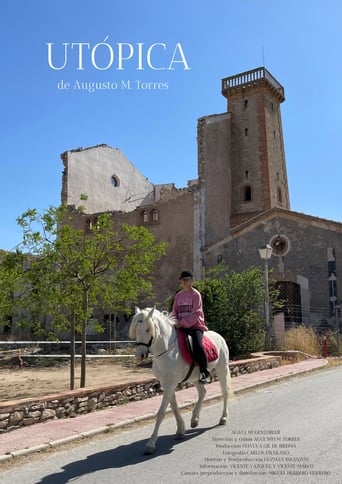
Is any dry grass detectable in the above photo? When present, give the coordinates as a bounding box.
[325,330,342,356]
[327,357,342,367]
[283,326,321,356]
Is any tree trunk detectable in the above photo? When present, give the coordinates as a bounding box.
[113,311,117,351]
[80,289,88,388]
[69,312,76,390]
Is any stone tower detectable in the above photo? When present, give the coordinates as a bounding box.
[221,67,290,227]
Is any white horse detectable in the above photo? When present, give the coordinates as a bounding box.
[129,306,233,454]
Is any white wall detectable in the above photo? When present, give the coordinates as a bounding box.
[62,145,154,213]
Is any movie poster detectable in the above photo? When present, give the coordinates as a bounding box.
[1,1,341,482]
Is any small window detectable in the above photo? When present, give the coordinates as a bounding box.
[244,128,248,136]
[245,170,249,181]
[271,235,290,256]
[111,174,120,187]
[278,187,283,204]
[141,208,159,224]
[86,218,92,230]
[243,185,252,202]
[243,99,248,109]
[142,210,149,223]
[86,216,98,231]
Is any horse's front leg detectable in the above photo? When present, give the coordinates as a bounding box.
[144,387,176,454]
[190,383,206,428]
[170,392,185,439]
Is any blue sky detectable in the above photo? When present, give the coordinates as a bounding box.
[1,0,341,250]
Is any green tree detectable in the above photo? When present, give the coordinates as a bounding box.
[10,202,166,388]
[0,250,26,334]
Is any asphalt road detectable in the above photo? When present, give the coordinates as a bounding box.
[1,366,341,484]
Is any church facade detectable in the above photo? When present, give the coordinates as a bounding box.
[61,67,342,330]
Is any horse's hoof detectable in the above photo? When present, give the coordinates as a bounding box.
[144,446,156,455]
[191,418,199,428]
[174,432,185,440]
[219,417,227,426]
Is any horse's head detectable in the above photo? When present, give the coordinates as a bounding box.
[129,306,156,360]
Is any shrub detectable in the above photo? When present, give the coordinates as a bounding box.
[195,268,267,358]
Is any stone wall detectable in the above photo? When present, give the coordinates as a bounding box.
[0,354,286,433]
[0,379,162,433]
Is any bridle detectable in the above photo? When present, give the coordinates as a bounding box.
[136,335,176,359]
[135,313,176,359]
[136,335,153,351]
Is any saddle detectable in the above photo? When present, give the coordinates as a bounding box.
[177,329,218,365]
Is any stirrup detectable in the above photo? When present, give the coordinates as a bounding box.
[199,372,211,384]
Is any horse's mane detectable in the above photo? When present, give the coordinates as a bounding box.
[159,309,177,326]
[150,309,177,341]
[129,307,176,340]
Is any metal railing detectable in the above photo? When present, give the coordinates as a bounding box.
[0,340,135,359]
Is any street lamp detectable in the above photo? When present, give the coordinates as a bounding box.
[258,244,273,350]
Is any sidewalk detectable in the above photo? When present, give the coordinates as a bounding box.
[0,358,327,463]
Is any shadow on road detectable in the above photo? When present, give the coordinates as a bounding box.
[37,425,217,483]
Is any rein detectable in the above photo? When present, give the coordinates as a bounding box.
[136,328,177,359]
[137,337,177,359]
[135,313,195,383]
[154,341,176,359]
[136,314,178,359]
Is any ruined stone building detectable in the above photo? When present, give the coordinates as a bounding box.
[61,67,342,330]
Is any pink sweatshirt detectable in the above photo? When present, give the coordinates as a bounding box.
[172,287,208,331]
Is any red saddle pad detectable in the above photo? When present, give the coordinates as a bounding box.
[177,330,218,365]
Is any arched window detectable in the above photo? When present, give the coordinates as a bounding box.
[140,208,159,224]
[278,186,283,204]
[243,185,252,202]
[111,174,120,187]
